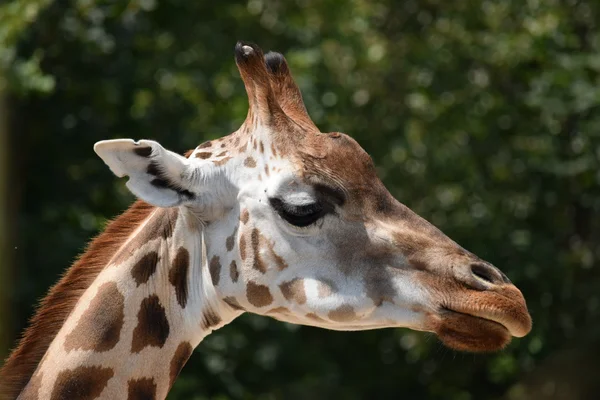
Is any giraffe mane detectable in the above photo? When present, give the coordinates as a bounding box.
[0,200,155,399]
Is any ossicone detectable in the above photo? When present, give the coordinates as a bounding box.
[234,41,318,133]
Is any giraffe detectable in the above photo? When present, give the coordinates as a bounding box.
[0,41,532,400]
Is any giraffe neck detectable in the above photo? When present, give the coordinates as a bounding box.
[18,206,238,400]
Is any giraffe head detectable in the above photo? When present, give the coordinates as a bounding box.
[95,41,531,352]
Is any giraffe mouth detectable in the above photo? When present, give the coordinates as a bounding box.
[441,302,531,337]
[433,307,512,352]
[431,285,532,352]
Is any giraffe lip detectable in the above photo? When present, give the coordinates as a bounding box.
[434,307,512,352]
[439,285,533,338]
[441,306,509,330]
[440,304,530,338]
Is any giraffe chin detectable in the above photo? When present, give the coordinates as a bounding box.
[433,309,512,352]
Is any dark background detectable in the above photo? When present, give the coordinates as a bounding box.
[1,0,600,399]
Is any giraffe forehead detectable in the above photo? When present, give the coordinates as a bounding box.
[297,133,381,193]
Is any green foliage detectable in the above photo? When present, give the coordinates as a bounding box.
[3,0,600,398]
[0,0,55,93]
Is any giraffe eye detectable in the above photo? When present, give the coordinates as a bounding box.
[268,197,325,227]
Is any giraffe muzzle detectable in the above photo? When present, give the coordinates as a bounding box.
[430,278,532,352]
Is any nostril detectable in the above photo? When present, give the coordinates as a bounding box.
[470,263,499,285]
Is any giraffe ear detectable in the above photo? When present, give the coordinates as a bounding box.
[94,139,197,207]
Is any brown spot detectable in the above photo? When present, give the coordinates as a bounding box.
[239,235,247,260]
[259,141,265,153]
[213,156,232,166]
[200,307,222,330]
[229,260,239,283]
[265,239,288,270]
[209,256,221,286]
[306,313,326,322]
[217,151,227,157]
[328,305,357,322]
[317,280,336,298]
[233,136,240,146]
[195,152,212,159]
[220,143,226,148]
[131,295,170,353]
[64,281,124,352]
[127,377,156,400]
[251,228,267,273]
[19,371,43,399]
[197,141,212,149]
[266,307,290,315]
[246,281,273,308]
[50,366,113,400]
[131,251,159,286]
[244,157,257,168]
[223,296,245,311]
[225,227,237,251]
[279,279,307,305]
[240,209,249,224]
[183,149,194,158]
[169,247,189,308]
[169,342,193,389]
[271,143,278,157]
[264,165,270,176]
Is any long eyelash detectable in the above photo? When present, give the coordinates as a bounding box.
[269,198,326,227]
[284,202,322,216]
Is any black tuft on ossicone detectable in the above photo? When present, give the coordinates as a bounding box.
[235,41,261,64]
[265,52,288,75]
